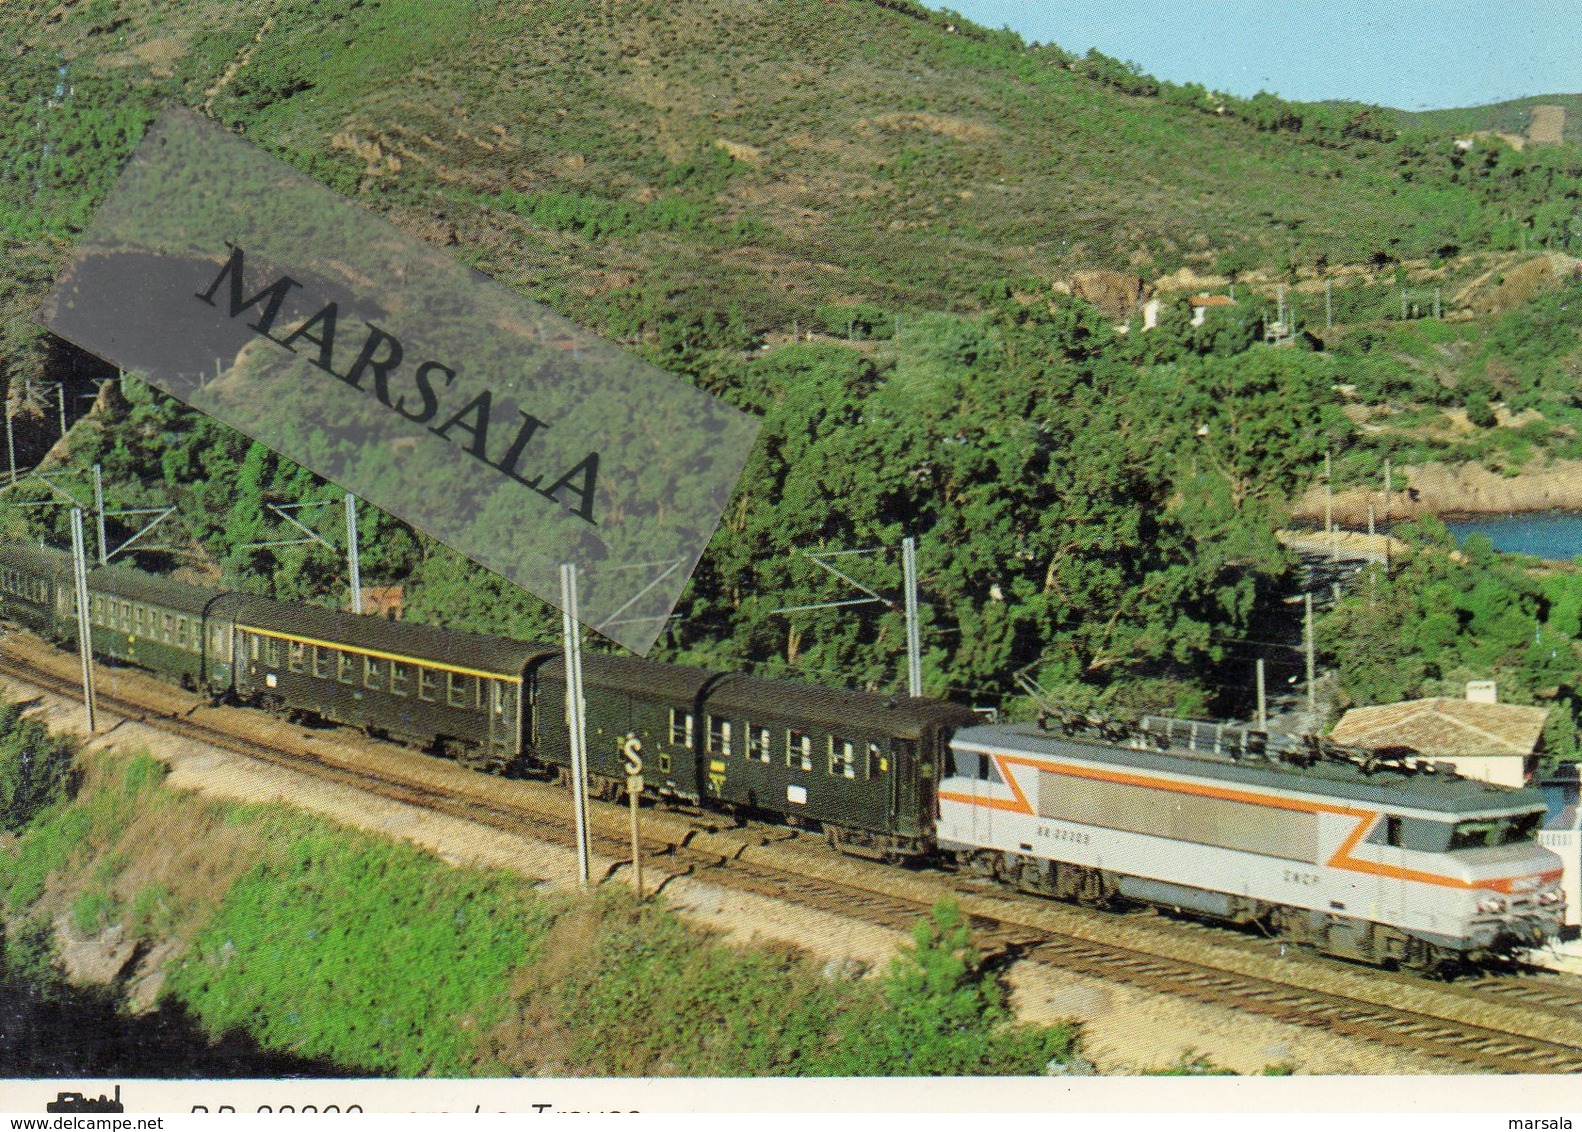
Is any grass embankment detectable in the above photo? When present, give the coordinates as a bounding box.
[0,707,1076,1077]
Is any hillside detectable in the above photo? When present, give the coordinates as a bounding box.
[4,0,1582,353]
[1400,94,1582,147]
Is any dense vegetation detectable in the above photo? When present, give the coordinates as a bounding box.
[2,0,1582,724]
[1321,521,1582,761]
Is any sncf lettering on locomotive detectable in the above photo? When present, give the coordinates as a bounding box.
[195,244,601,525]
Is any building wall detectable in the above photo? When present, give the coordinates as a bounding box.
[1435,753,1527,789]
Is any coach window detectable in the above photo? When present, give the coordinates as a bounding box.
[1385,815,1403,847]
[669,708,694,748]
[121,601,132,630]
[160,612,173,642]
[312,645,332,679]
[417,667,439,702]
[707,716,732,757]
[249,633,260,661]
[134,606,146,636]
[174,616,187,649]
[787,730,813,772]
[390,660,411,697]
[746,724,771,763]
[337,652,357,684]
[447,671,475,709]
[364,656,384,690]
[262,637,281,666]
[867,742,887,778]
[288,641,307,673]
[829,738,856,779]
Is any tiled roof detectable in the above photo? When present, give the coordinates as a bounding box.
[1329,698,1550,756]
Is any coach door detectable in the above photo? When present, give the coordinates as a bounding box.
[487,679,518,768]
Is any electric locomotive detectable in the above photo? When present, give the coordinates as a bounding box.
[938,721,1565,969]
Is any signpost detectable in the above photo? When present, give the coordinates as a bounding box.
[623,734,644,899]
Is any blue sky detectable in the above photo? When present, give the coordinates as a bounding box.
[932,2,1582,110]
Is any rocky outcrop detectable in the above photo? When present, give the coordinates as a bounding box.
[1291,458,1582,524]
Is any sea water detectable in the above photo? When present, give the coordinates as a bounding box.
[1445,512,1582,562]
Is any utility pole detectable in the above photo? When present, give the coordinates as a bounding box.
[1304,592,1316,728]
[902,536,922,697]
[772,537,924,697]
[1383,457,1392,522]
[560,563,591,889]
[1323,451,1332,530]
[1325,280,1333,329]
[1255,658,1267,731]
[92,463,106,566]
[70,507,97,733]
[345,493,362,614]
[1434,288,1441,320]
[56,382,65,439]
[1325,451,1337,562]
[4,396,15,486]
[1368,503,1376,537]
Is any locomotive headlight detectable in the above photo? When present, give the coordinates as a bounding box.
[1477,896,1508,914]
[1539,888,1566,906]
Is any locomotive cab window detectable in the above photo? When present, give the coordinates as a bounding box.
[787,730,813,772]
[1449,812,1543,850]
[975,754,1004,784]
[746,725,771,763]
[707,716,731,757]
[829,738,856,779]
[668,709,694,749]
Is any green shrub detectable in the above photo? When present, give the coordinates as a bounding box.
[0,697,78,833]
[70,887,118,937]
[169,829,550,1076]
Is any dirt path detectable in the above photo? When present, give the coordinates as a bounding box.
[1528,104,1566,147]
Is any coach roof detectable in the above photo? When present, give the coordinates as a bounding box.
[708,673,979,738]
[226,593,554,677]
[90,564,220,616]
[956,724,1547,816]
[0,542,73,579]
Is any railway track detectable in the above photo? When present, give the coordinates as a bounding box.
[4,641,1582,1074]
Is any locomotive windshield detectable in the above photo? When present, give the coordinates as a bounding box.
[1448,811,1543,850]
